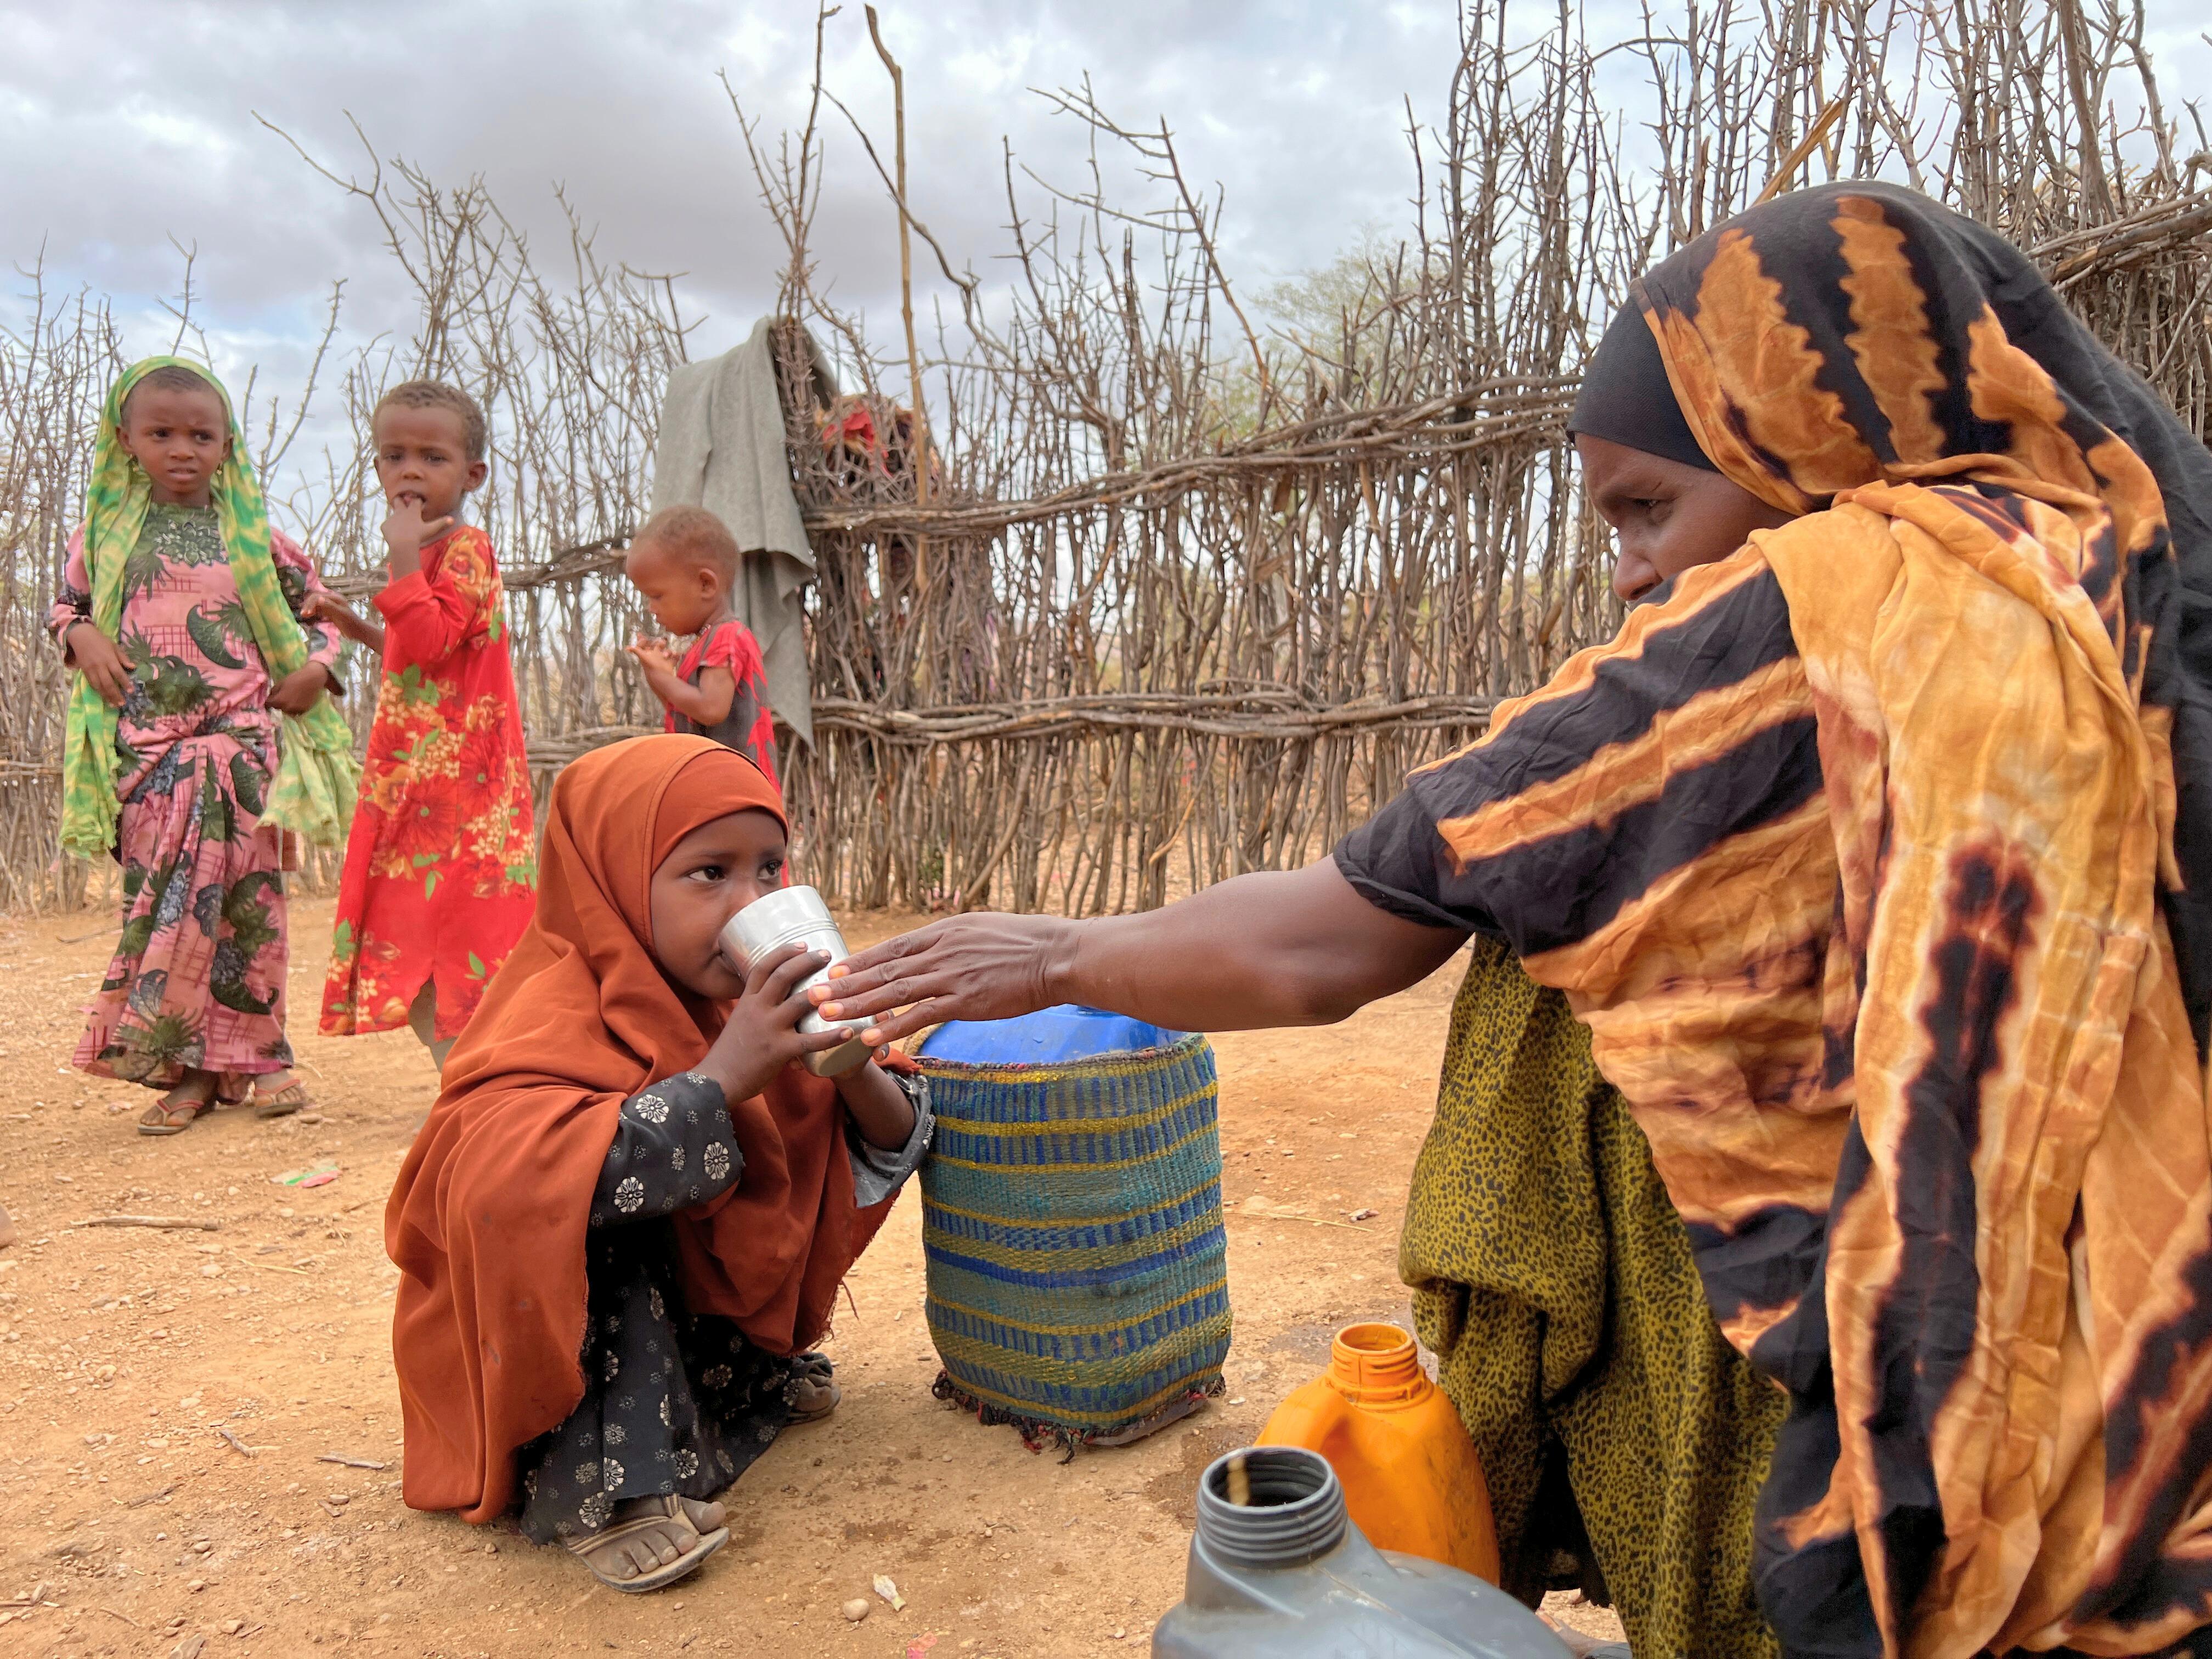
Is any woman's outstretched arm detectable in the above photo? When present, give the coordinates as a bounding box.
[814,857,1468,1045]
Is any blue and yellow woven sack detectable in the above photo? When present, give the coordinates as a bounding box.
[917,1021,1232,1451]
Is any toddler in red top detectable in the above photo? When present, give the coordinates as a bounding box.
[308,381,537,1068]
[623,505,780,791]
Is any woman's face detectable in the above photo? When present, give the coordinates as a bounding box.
[1578,433,1796,604]
[647,808,789,1001]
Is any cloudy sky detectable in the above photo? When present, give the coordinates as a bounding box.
[7,0,2207,447]
[5,2,1463,388]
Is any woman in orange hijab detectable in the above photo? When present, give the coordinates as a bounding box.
[386,735,930,1593]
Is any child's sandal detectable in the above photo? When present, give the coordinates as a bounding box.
[785,1352,840,1423]
[566,1495,728,1593]
[253,1080,312,1119]
[139,1076,218,1136]
[138,1097,212,1137]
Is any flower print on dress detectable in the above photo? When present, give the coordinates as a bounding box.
[391,789,466,864]
[703,1142,731,1183]
[631,1092,670,1126]
[318,524,535,1047]
[614,1176,645,1214]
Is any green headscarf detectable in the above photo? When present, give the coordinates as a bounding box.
[58,355,359,859]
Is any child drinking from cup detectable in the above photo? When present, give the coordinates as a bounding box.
[622,506,780,789]
[386,735,930,1592]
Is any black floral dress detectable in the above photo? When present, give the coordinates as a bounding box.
[517,1068,933,1542]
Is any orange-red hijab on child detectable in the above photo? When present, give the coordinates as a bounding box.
[386,735,906,1522]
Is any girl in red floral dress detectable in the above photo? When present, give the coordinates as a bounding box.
[310,381,536,1068]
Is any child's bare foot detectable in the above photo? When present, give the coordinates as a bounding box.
[139,1071,218,1136]
[565,1494,728,1593]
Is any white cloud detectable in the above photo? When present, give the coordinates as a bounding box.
[2,1,1461,366]
[7,0,2206,392]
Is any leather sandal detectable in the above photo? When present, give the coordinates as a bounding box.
[566,1494,729,1593]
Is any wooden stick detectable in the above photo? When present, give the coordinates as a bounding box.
[217,1428,255,1458]
[317,1454,387,1470]
[1226,1453,1251,1507]
[1229,1211,1372,1232]
[76,1216,219,1232]
[864,3,936,684]
[1753,96,1849,205]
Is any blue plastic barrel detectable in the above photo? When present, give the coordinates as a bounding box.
[916,1005,1187,1065]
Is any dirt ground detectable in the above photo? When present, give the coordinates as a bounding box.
[0,897,1624,1658]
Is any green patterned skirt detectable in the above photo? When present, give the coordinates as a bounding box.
[1400,938,1786,1658]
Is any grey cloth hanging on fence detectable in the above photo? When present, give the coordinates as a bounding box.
[651,317,833,749]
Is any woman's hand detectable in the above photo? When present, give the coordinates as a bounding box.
[812,912,1073,1046]
[814,862,1466,1042]
[698,941,858,1104]
[65,623,132,705]
[269,664,334,716]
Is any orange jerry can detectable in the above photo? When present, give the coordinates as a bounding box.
[1256,1322,1501,1583]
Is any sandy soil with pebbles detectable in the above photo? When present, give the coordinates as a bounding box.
[0,896,1623,1657]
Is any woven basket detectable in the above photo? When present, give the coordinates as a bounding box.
[918,1031,1232,1449]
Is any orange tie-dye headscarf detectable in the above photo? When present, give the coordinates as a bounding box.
[1621,183,2212,1658]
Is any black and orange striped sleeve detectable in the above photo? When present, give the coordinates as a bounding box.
[1333,551,1820,955]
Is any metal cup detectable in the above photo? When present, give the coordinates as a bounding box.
[716,885,873,1078]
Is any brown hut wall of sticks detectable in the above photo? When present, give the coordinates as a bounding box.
[2,0,2208,917]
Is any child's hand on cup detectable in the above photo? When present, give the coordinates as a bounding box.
[698,941,856,1104]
